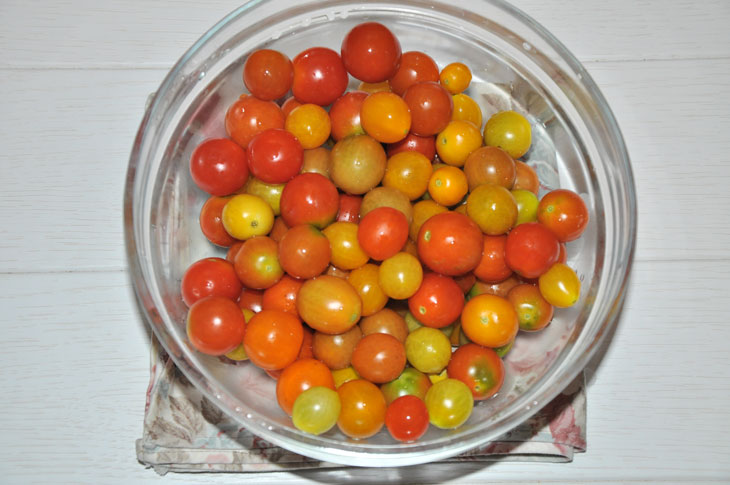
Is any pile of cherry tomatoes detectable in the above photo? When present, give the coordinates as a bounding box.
[182,21,589,443]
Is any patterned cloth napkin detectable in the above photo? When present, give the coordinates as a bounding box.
[136,340,586,475]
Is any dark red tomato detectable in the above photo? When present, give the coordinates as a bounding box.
[262,274,304,316]
[388,51,439,96]
[386,133,436,161]
[357,206,409,261]
[237,287,264,312]
[403,82,453,136]
[537,189,589,242]
[243,49,293,101]
[341,22,402,83]
[504,222,560,279]
[473,235,513,283]
[186,296,246,355]
[280,173,340,229]
[246,129,303,184]
[225,96,285,149]
[337,193,363,223]
[189,138,249,196]
[233,236,284,289]
[200,196,237,247]
[447,343,504,400]
[243,309,304,371]
[329,91,368,141]
[181,257,242,307]
[292,47,349,106]
[350,333,406,384]
[278,224,331,279]
[385,395,429,442]
[408,272,464,328]
[417,212,483,276]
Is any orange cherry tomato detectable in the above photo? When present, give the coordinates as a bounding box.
[439,62,472,94]
[225,96,285,149]
[428,166,468,206]
[435,120,482,167]
[262,274,304,317]
[460,294,518,348]
[417,211,483,276]
[360,92,412,144]
[285,103,331,149]
[337,379,387,439]
[323,221,370,270]
[347,263,389,317]
[451,93,483,128]
[382,151,433,200]
[351,333,407,384]
[243,309,304,370]
[297,275,362,334]
[276,358,335,416]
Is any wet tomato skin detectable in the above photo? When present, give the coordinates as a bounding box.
[187,296,246,356]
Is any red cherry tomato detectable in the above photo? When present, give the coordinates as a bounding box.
[243,49,293,101]
[200,196,238,247]
[237,287,263,313]
[447,343,504,400]
[388,51,439,96]
[385,395,430,442]
[292,47,349,106]
[186,296,246,355]
[473,235,513,283]
[189,138,249,196]
[181,257,242,307]
[243,309,304,371]
[280,173,340,229]
[246,129,303,184]
[262,274,304,316]
[336,193,363,223]
[537,189,589,242]
[417,212,483,276]
[329,91,368,141]
[278,224,332,279]
[357,206,409,261]
[386,133,436,161]
[402,81,453,136]
[504,222,560,279]
[407,272,464,328]
[225,96,285,149]
[341,22,402,83]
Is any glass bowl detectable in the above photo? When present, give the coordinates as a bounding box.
[124,0,636,467]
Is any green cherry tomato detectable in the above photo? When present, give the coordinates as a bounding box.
[292,386,341,435]
[405,327,452,374]
[380,367,432,404]
[483,110,532,159]
[511,189,539,226]
[424,378,474,429]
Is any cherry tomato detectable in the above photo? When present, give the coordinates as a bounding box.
[447,343,504,400]
[507,283,554,331]
[268,216,289,243]
[300,147,331,178]
[262,274,303,316]
[292,47,348,106]
[537,189,589,242]
[408,272,464,328]
[382,151,433,200]
[386,133,436,161]
[512,189,539,225]
[410,200,448,241]
[244,177,284,216]
[403,81,453,136]
[243,309,304,371]
[292,386,341,435]
[347,264,389,316]
[385,395,430,442]
[181,257,242,307]
[357,206,409,261]
[388,51,439,96]
[329,91,368,141]
[330,134,387,194]
[405,327,451,374]
[461,294,518,348]
[285,103,331,149]
[278,224,331,279]
[451,93,483,128]
[221,193,274,240]
[538,262,581,308]
[341,22,402,83]
[513,160,540,194]
[417,212,483,276]
[279,173,339,229]
[189,138,249,196]
[439,62,472,94]
[360,186,413,224]
[200,196,238,247]
[380,367,432,404]
[225,96,285,149]
[466,184,518,235]
[276,358,335,416]
[473,235,513,283]
[312,325,362,370]
[246,128,303,184]
[463,146,516,191]
[378,252,423,300]
[358,80,392,94]
[436,120,482,167]
[359,308,409,342]
[297,275,362,334]
[425,378,473,429]
[337,379,387,439]
[504,222,560,279]
[323,221,370,270]
[226,241,244,264]
[483,110,532,159]
[360,92,411,144]
[332,366,360,388]
[237,287,263,313]
[468,274,522,300]
[224,308,255,361]
[336,193,362,223]
[243,49,293,101]
[351,333,406,384]
[280,96,302,117]
[233,236,283,289]
[186,296,246,355]
[428,166,468,207]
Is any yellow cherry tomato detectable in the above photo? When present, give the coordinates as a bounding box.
[347,263,388,316]
[428,166,469,206]
[331,366,360,388]
[451,93,483,128]
[360,92,412,144]
[285,103,331,149]
[322,221,369,270]
[221,193,274,240]
[466,184,518,235]
[436,120,482,167]
[378,252,423,300]
[511,188,539,225]
[538,263,581,308]
[484,110,532,159]
[382,151,433,201]
[357,80,392,94]
[410,199,448,241]
[439,62,472,94]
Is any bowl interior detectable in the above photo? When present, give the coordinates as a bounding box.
[127,0,635,466]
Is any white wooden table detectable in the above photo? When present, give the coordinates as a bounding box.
[1,1,729,483]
